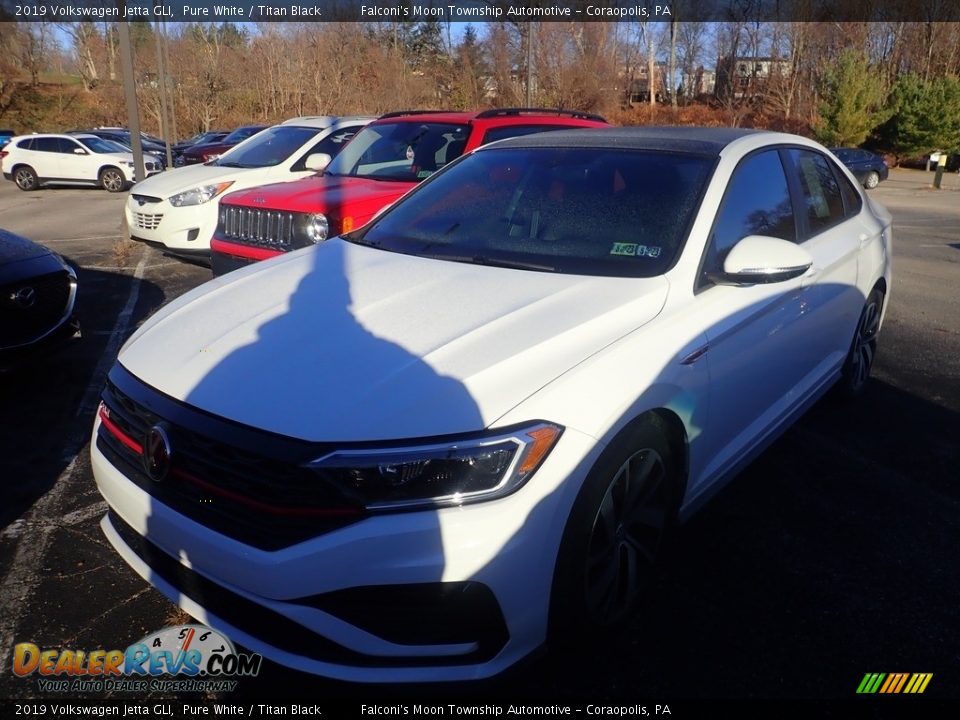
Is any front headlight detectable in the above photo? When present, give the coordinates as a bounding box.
[168,181,234,207]
[306,422,563,510]
[292,213,329,245]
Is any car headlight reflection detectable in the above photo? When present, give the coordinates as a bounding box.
[291,213,329,246]
[306,422,563,510]
[168,181,234,207]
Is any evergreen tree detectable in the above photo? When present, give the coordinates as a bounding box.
[877,74,960,156]
[815,50,891,147]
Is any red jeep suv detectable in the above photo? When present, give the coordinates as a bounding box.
[210,108,609,275]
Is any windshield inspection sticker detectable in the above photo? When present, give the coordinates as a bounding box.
[611,243,662,258]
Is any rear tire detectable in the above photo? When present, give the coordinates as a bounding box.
[837,288,883,398]
[550,417,679,645]
[14,166,38,191]
[864,171,880,189]
[99,167,126,193]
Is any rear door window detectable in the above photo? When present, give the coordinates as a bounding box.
[33,137,60,153]
[787,149,846,237]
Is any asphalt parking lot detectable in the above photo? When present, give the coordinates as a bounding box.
[0,167,958,701]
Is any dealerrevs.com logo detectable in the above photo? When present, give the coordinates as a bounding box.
[13,624,262,693]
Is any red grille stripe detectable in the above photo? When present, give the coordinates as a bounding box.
[98,403,143,455]
[171,467,360,518]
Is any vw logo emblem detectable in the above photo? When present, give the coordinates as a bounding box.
[144,423,172,482]
[12,286,36,309]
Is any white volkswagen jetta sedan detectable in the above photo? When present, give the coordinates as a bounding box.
[124,116,373,262]
[92,128,891,682]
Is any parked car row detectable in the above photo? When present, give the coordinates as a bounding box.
[124,116,371,262]
[120,108,609,270]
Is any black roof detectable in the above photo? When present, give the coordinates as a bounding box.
[484,126,765,155]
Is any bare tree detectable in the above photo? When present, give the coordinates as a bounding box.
[677,21,707,101]
[60,22,100,91]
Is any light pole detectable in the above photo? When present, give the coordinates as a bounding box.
[117,18,146,183]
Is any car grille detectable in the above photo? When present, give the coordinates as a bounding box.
[132,212,163,230]
[131,194,162,204]
[97,375,365,550]
[145,162,159,172]
[217,205,296,250]
[0,270,73,347]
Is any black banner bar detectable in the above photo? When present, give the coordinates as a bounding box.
[2,0,960,24]
[3,699,960,719]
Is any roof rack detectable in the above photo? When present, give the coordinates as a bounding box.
[377,110,453,119]
[475,108,607,122]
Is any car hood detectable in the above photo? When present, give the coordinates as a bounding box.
[0,228,52,265]
[119,239,668,442]
[129,163,252,199]
[222,175,413,216]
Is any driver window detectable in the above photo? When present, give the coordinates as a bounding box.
[700,150,796,287]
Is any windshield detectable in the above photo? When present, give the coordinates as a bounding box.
[350,147,713,278]
[213,126,317,169]
[77,137,130,154]
[325,121,468,182]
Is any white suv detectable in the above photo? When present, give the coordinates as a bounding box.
[123,116,374,262]
[1,133,160,192]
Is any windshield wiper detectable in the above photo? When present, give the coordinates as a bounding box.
[470,255,557,272]
[416,253,556,272]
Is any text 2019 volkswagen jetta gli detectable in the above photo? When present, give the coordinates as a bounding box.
[92,128,892,682]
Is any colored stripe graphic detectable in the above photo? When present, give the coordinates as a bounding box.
[857,673,886,694]
[857,672,932,694]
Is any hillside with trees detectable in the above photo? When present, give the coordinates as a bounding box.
[2,19,959,159]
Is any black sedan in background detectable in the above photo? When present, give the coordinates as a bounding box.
[831,148,889,189]
[0,229,79,370]
[171,131,228,166]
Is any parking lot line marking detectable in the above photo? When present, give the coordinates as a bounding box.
[92,262,182,272]
[74,250,149,419]
[0,249,149,674]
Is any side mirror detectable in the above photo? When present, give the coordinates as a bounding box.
[709,235,813,286]
[73,148,87,155]
[304,152,332,172]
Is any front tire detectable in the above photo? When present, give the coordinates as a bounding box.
[14,166,38,191]
[837,288,883,398]
[864,171,880,189]
[550,418,679,642]
[99,167,126,193]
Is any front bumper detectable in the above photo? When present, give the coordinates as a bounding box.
[0,313,80,371]
[210,237,282,276]
[125,195,218,252]
[91,399,598,681]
